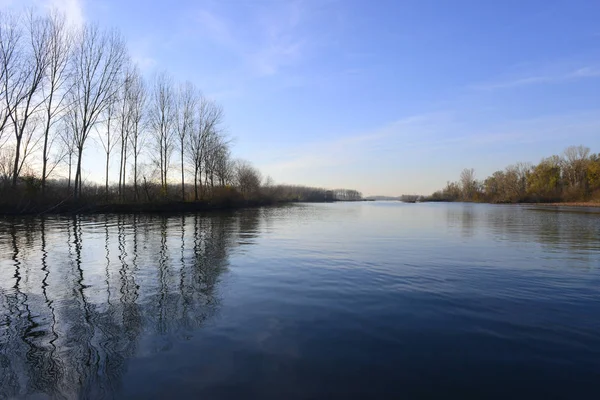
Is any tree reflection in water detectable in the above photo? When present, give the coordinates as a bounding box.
[0,211,251,398]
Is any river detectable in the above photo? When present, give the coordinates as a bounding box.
[1,202,599,398]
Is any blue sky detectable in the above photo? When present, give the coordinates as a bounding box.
[5,0,600,195]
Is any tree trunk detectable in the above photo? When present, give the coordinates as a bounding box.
[41,111,52,194]
[160,142,164,194]
[163,142,168,196]
[105,152,110,200]
[181,146,184,201]
[75,147,83,200]
[122,144,127,201]
[194,166,198,201]
[118,139,124,198]
[67,152,72,191]
[133,152,138,202]
[11,134,21,187]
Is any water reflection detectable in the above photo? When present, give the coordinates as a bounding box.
[444,204,600,253]
[0,211,255,399]
[1,204,599,398]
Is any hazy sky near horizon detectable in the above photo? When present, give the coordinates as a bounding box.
[4,0,600,196]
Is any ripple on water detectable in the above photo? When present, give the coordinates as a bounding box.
[0,203,599,398]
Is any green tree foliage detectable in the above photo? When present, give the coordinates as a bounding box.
[587,154,600,195]
[430,146,598,204]
[527,158,562,202]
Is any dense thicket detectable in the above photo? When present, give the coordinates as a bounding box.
[428,145,600,203]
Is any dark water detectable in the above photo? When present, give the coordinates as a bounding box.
[1,202,600,399]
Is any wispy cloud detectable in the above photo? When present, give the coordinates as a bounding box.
[472,65,600,90]
[254,108,600,194]
[41,0,84,26]
[260,108,600,175]
[1,0,85,26]
[259,112,453,172]
[192,1,310,77]
[128,37,158,73]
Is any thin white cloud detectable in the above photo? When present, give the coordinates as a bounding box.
[0,0,84,26]
[257,108,600,194]
[259,112,453,172]
[42,0,84,27]
[193,2,310,78]
[260,108,600,176]
[132,54,157,72]
[570,66,600,78]
[472,66,600,90]
[128,37,158,73]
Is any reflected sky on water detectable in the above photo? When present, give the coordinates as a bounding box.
[1,203,599,399]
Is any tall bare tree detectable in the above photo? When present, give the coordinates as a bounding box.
[175,81,198,200]
[0,11,22,150]
[204,131,230,190]
[187,96,223,200]
[39,12,72,191]
[98,98,117,198]
[59,113,76,191]
[127,66,146,201]
[149,71,175,196]
[6,12,51,186]
[67,24,126,199]
[117,64,134,199]
[213,139,233,186]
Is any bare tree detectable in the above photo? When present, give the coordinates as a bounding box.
[149,71,175,196]
[204,131,230,191]
[40,11,72,192]
[175,81,198,200]
[67,24,126,199]
[126,66,146,201]
[6,12,51,186]
[0,11,22,149]
[562,145,591,189]
[460,168,477,201]
[234,159,261,198]
[187,96,223,200]
[213,140,234,186]
[0,145,15,185]
[117,63,134,199]
[97,98,117,198]
[59,114,76,191]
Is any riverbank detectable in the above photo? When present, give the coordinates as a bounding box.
[0,198,372,216]
[524,201,600,208]
[421,198,600,208]
[0,199,278,216]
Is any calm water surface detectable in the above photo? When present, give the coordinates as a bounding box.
[1,202,599,399]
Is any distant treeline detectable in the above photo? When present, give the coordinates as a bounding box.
[0,8,361,214]
[426,145,600,204]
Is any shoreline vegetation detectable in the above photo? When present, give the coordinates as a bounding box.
[0,183,364,215]
[0,9,362,215]
[524,202,600,208]
[419,145,600,207]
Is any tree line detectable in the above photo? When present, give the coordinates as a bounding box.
[428,145,600,203]
[0,9,360,211]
